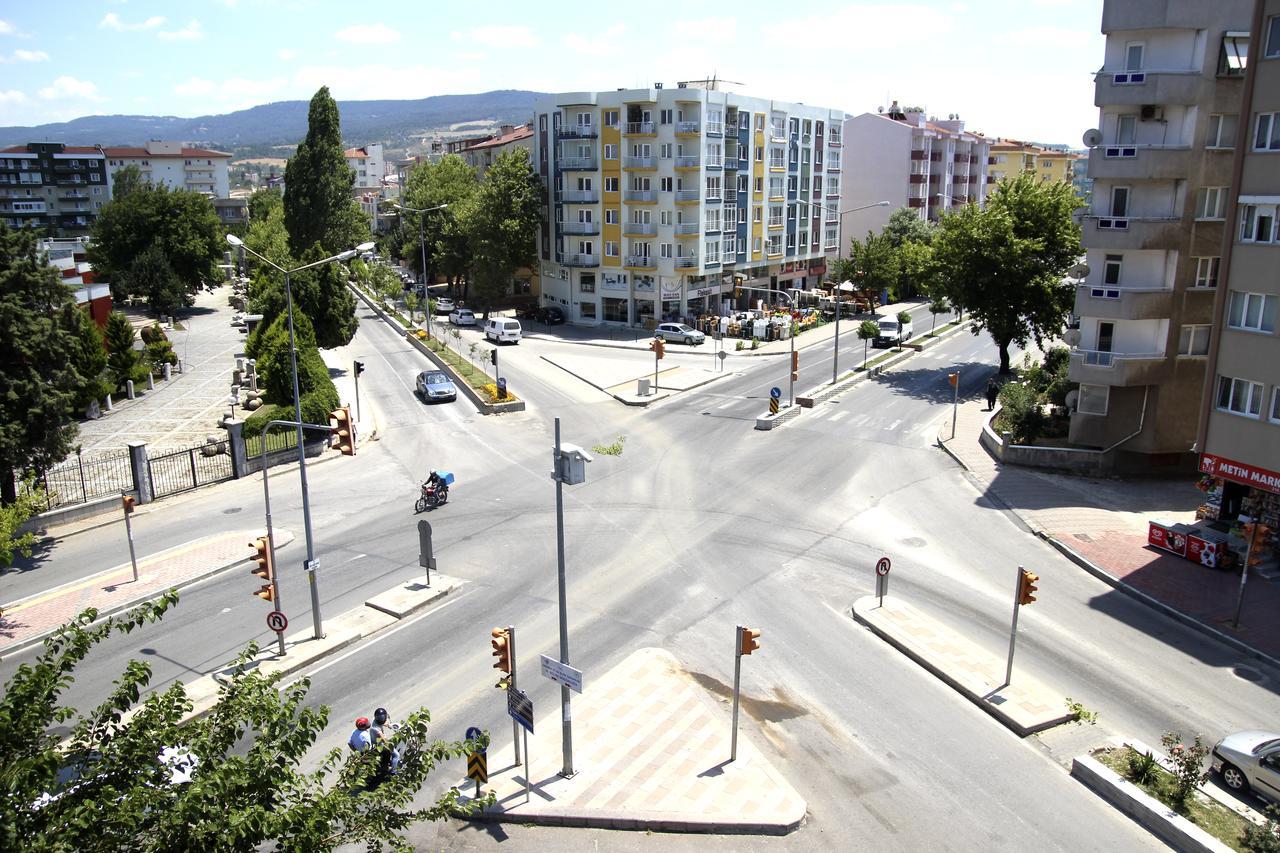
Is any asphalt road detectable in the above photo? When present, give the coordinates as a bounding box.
[6,298,1276,851]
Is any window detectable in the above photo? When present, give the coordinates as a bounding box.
[787,175,797,194]
[1273,388,1280,424]
[1194,256,1220,288]
[1177,325,1211,356]
[753,236,762,252]
[660,177,673,192]
[660,143,672,158]
[579,273,596,293]
[660,243,672,258]
[705,240,719,263]
[705,176,721,199]
[1103,254,1122,285]
[604,177,619,192]
[604,111,618,127]
[578,241,594,257]
[660,109,672,125]
[1207,114,1238,149]
[1117,114,1137,145]
[1219,32,1249,76]
[1254,113,1280,151]
[753,206,763,223]
[1218,375,1265,417]
[1268,15,1280,58]
[605,208,618,224]
[766,234,783,255]
[768,205,783,227]
[1125,42,1144,70]
[754,177,763,194]
[1195,186,1228,220]
[1111,185,1129,217]
[755,114,764,130]
[1240,204,1277,243]
[90,173,101,182]
[580,302,597,319]
[826,176,839,196]
[788,204,797,221]
[1227,291,1278,332]
[754,146,763,162]
[824,227,838,249]
[605,241,618,257]
[604,144,617,159]
[660,209,671,225]
[1077,384,1109,415]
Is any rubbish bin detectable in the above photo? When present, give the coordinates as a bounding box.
[637,378,651,396]
[497,378,508,400]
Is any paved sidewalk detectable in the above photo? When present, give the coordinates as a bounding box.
[464,647,806,834]
[0,529,289,658]
[938,393,1280,664]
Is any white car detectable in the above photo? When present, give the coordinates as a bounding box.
[1212,730,1280,804]
[434,297,455,315]
[449,307,476,326]
[654,322,706,345]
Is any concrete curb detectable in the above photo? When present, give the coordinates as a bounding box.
[538,355,731,407]
[467,803,802,835]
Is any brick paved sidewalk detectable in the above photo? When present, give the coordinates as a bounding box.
[0,529,289,657]
[470,647,806,833]
[939,394,1280,664]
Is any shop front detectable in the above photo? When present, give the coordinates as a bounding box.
[601,271,630,324]
[1151,453,1280,569]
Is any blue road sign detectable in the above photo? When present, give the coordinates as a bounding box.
[770,387,782,399]
[465,726,484,751]
[507,687,534,734]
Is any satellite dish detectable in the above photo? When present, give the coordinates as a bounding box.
[1069,263,1090,279]
[1065,389,1079,411]
[1063,328,1082,347]
[1082,128,1102,147]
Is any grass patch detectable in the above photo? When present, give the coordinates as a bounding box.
[1093,746,1253,851]
[592,436,625,456]
[412,333,495,393]
[859,349,903,371]
[924,320,960,338]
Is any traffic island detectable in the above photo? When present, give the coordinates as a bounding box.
[754,403,801,430]
[458,647,806,834]
[852,595,1074,736]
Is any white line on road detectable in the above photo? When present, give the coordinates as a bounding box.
[885,419,902,431]
[851,414,870,426]
[829,411,849,422]
[717,399,736,410]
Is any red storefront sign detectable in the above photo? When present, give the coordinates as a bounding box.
[1199,454,1280,495]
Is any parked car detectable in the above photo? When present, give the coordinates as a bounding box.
[484,317,522,344]
[415,370,458,403]
[449,307,476,326]
[654,322,705,345]
[1212,730,1280,804]
[433,297,455,315]
[538,306,565,325]
[874,315,914,347]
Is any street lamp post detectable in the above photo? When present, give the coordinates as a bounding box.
[794,199,890,384]
[225,233,374,640]
[393,202,448,293]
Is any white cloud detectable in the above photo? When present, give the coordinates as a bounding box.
[38,76,103,101]
[450,25,539,49]
[0,90,27,104]
[159,20,203,41]
[994,26,1094,49]
[13,49,50,62]
[334,23,400,44]
[99,13,167,31]
[174,75,290,111]
[561,24,625,58]
[0,19,15,35]
[279,48,298,61]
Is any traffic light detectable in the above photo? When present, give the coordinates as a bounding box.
[948,371,959,387]
[121,494,136,514]
[1017,569,1039,605]
[650,338,665,359]
[354,360,365,378]
[491,627,511,675]
[490,349,497,366]
[790,351,799,383]
[250,536,274,602]
[329,406,355,456]
[739,626,761,656]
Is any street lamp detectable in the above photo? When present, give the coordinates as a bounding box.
[794,199,890,383]
[393,202,448,291]
[225,233,375,640]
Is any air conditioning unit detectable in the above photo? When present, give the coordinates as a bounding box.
[1140,104,1163,121]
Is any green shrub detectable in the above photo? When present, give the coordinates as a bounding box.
[1127,749,1158,785]
[997,382,1047,444]
[1043,346,1070,375]
[1161,732,1210,811]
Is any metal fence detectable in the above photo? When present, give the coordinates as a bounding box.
[32,449,134,509]
[147,442,234,499]
[246,429,299,458]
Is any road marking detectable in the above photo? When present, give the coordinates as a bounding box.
[346,554,367,562]
[885,419,902,431]
[851,414,870,426]
[716,400,736,410]
[829,411,849,422]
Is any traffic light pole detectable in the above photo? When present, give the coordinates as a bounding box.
[1232,517,1260,629]
[951,368,960,439]
[121,496,139,583]
[1004,565,1023,687]
[260,446,287,657]
[507,624,521,766]
[553,418,575,778]
[788,330,796,407]
[353,361,362,423]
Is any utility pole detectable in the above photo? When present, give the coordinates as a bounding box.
[554,418,574,777]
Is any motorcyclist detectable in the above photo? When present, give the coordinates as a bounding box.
[426,470,442,489]
[348,717,373,753]
[371,707,400,778]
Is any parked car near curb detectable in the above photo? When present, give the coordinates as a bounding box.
[434,297,454,315]
[654,322,705,345]
[449,307,475,326]
[1212,730,1280,804]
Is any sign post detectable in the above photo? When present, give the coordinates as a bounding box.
[417,519,435,586]
[266,610,288,634]
[949,370,960,439]
[507,687,534,802]
[769,386,781,415]
[875,556,891,607]
[465,725,487,798]
[121,494,140,583]
[540,654,584,693]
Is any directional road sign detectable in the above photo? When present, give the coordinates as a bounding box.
[540,654,583,693]
[507,687,534,734]
[467,751,488,783]
[770,386,782,399]
[876,557,892,576]
[266,611,288,633]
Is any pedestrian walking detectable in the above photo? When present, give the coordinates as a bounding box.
[985,378,999,411]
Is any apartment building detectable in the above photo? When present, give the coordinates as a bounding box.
[839,103,991,253]
[1194,0,1280,535]
[461,124,534,178]
[1068,0,1253,467]
[986,139,1083,186]
[345,143,386,233]
[0,143,108,235]
[102,140,231,199]
[532,83,843,326]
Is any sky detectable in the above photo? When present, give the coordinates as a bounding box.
[0,0,1105,146]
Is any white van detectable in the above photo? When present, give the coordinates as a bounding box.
[484,317,522,344]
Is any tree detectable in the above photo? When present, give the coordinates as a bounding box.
[289,244,359,349]
[0,595,492,850]
[895,239,936,302]
[64,303,112,414]
[0,480,44,567]
[140,323,178,374]
[857,319,880,368]
[402,155,478,289]
[932,172,1081,372]
[0,224,84,505]
[247,186,283,224]
[124,244,188,316]
[283,86,368,257]
[104,310,146,391]
[928,295,951,335]
[466,149,539,316]
[847,230,899,298]
[110,164,147,201]
[881,206,935,248]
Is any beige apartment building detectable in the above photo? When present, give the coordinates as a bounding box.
[1068,0,1253,468]
[1194,0,1280,540]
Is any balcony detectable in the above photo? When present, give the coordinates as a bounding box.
[558,253,599,267]
[674,156,700,170]
[724,189,738,202]
[1068,349,1169,387]
[675,256,698,269]
[1094,69,1208,107]
[557,125,598,139]
[622,222,657,236]
[558,157,598,171]
[954,154,971,163]
[1083,216,1182,250]
[705,189,722,202]
[674,190,700,204]
[676,120,701,136]
[560,189,599,203]
[826,161,841,173]
[1088,145,1192,181]
[1074,285,1174,321]
[624,189,657,203]
[623,156,656,170]
[56,178,87,186]
[675,222,701,235]
[624,121,656,135]
[60,190,89,199]
[624,255,656,270]
[770,125,787,142]
[705,155,723,169]
[911,150,927,160]
[723,154,740,170]
[768,159,786,171]
[910,174,927,184]
[828,133,842,147]
[706,121,723,135]
[559,221,600,235]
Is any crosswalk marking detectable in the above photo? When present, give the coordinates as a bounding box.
[716,399,736,409]
[829,410,849,422]
[851,414,870,426]
[885,419,902,431]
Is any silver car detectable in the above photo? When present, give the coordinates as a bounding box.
[1212,730,1280,804]
[415,370,457,403]
[654,322,705,345]
[449,307,476,326]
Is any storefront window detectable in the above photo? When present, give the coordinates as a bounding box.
[580,302,597,320]
[602,297,628,323]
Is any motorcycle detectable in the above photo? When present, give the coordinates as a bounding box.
[415,480,449,512]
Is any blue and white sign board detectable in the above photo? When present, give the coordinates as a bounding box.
[540,654,583,693]
[465,726,485,751]
[507,687,534,734]
[770,387,782,399]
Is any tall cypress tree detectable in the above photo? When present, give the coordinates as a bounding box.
[283,86,367,256]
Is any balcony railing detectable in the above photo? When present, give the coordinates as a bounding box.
[675,222,701,235]
[624,190,657,203]
[674,156,700,169]
[625,255,655,268]
[558,157,598,171]
[560,189,599,203]
[674,189,700,202]
[706,121,723,135]
[558,253,599,267]
[557,125,598,139]
[1068,348,1168,387]
[622,222,657,236]
[676,120,701,134]
[770,125,787,141]
[705,155,723,168]
[624,156,656,169]
[675,256,698,268]
[1074,284,1174,321]
[624,121,655,135]
[705,188,722,201]
[828,133,842,146]
[768,158,786,170]
[559,221,600,235]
